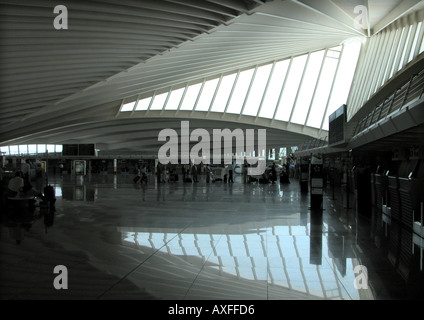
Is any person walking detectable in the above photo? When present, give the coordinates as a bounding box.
[228,162,234,183]
[205,164,211,183]
[191,163,198,182]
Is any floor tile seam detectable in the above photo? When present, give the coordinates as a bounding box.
[182,234,225,300]
[96,223,193,300]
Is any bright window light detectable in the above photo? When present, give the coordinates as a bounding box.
[55,145,63,153]
[306,56,338,128]
[291,50,325,125]
[420,31,424,54]
[242,64,272,116]
[0,146,9,155]
[259,60,290,119]
[19,145,28,155]
[324,42,362,130]
[399,25,413,70]
[150,92,168,110]
[390,27,406,78]
[37,144,46,153]
[180,82,202,111]
[165,87,185,110]
[275,55,307,121]
[47,144,55,153]
[9,145,19,155]
[211,73,237,113]
[135,97,152,111]
[409,22,422,62]
[121,101,135,112]
[28,144,37,154]
[226,68,254,115]
[196,78,219,111]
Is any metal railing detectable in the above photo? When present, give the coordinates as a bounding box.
[352,67,424,138]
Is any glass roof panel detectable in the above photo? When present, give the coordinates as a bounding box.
[291,50,325,125]
[211,73,237,113]
[196,78,219,111]
[180,83,202,111]
[242,64,273,117]
[165,87,185,110]
[259,60,290,119]
[274,55,308,122]
[226,68,255,115]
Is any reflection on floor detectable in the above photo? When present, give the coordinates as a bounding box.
[0,173,423,300]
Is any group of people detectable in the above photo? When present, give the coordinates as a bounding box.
[6,171,44,200]
[1,160,54,214]
[132,162,291,185]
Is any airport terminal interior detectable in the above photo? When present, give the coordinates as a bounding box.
[1,0,424,300]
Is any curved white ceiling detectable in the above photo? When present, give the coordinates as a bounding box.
[1,0,422,155]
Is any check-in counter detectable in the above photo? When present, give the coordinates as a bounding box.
[374,174,389,210]
[398,177,424,228]
[388,176,401,222]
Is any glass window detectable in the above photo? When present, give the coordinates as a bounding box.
[180,82,202,111]
[165,87,185,110]
[275,55,308,121]
[47,144,55,153]
[259,60,290,119]
[389,27,406,79]
[55,145,63,153]
[9,145,19,155]
[306,56,338,129]
[226,68,255,115]
[0,146,9,156]
[243,64,273,116]
[19,145,28,155]
[150,92,169,110]
[211,73,237,113]
[37,144,46,153]
[381,29,399,87]
[409,22,422,62]
[399,25,414,70]
[291,50,325,125]
[420,30,424,54]
[196,78,219,111]
[135,96,152,111]
[324,42,362,130]
[28,144,37,154]
[121,101,135,112]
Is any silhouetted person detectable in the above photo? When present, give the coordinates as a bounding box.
[191,164,198,182]
[228,163,234,183]
[271,163,277,184]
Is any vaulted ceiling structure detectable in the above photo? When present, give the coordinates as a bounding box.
[1,0,423,156]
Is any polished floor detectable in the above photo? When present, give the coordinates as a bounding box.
[1,172,423,300]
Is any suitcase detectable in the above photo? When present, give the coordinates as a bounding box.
[133,175,141,183]
[259,178,269,184]
[248,176,258,183]
[185,177,192,183]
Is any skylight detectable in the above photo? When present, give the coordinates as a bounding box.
[120,42,363,131]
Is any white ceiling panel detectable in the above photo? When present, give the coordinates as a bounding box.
[1,0,422,154]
